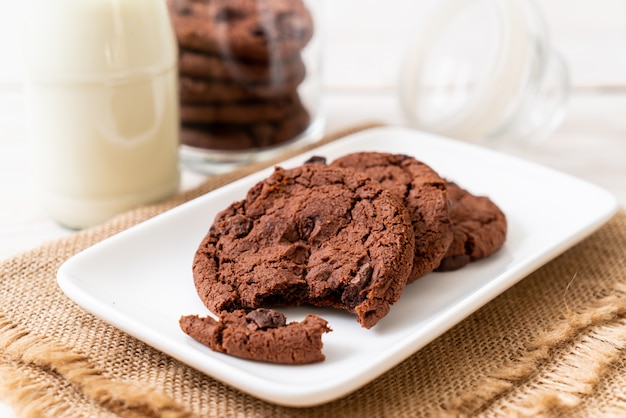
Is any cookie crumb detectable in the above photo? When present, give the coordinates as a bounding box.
[180,309,331,364]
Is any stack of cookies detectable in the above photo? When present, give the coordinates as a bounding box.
[167,0,315,151]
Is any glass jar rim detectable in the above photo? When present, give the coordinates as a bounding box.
[398,0,570,144]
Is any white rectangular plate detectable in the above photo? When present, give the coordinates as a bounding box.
[58,127,618,407]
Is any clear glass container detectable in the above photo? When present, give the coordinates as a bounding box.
[167,0,324,174]
[22,0,180,230]
[399,0,570,145]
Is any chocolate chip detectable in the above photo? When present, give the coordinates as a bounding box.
[250,25,268,39]
[297,216,316,240]
[215,7,247,23]
[304,155,327,165]
[246,308,286,329]
[175,4,193,16]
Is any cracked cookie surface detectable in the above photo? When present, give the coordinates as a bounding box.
[330,152,453,282]
[192,164,415,328]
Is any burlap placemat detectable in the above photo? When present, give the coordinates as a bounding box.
[2,123,626,417]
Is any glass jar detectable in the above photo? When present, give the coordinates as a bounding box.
[167,0,324,174]
[399,0,570,145]
[22,0,180,230]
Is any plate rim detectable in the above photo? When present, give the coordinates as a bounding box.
[57,126,619,407]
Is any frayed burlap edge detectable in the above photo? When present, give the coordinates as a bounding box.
[432,278,626,418]
[0,123,384,418]
[0,314,196,418]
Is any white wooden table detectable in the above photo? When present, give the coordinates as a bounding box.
[1,1,625,416]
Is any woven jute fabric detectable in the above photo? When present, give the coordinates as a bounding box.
[2,123,626,417]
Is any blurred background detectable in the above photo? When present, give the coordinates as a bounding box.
[2,1,625,91]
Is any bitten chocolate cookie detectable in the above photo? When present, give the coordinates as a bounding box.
[180,308,331,364]
[178,49,307,85]
[330,152,453,283]
[168,0,314,62]
[435,182,507,272]
[181,106,310,150]
[193,164,415,328]
[180,93,303,123]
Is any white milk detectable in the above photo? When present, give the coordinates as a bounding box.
[22,0,180,229]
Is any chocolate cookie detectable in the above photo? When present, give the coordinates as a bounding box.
[180,93,303,124]
[180,309,330,364]
[179,68,305,104]
[178,49,307,85]
[168,0,314,63]
[193,164,415,329]
[181,105,310,150]
[435,182,507,272]
[330,152,453,283]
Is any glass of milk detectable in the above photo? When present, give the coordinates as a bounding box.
[21,0,180,230]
